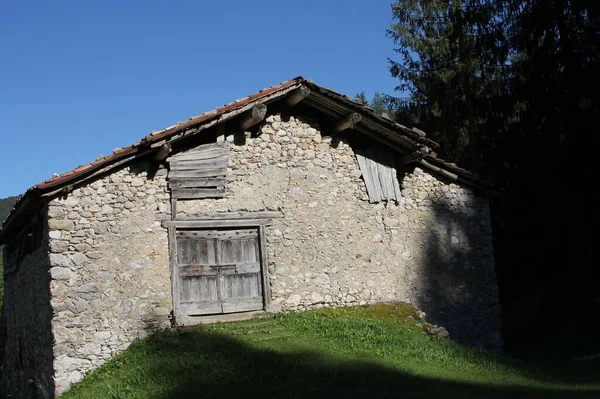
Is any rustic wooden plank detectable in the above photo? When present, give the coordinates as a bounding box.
[333,113,362,132]
[242,239,258,263]
[221,297,263,313]
[170,197,177,220]
[168,169,227,179]
[180,301,222,316]
[169,226,182,324]
[366,150,383,202]
[177,229,258,240]
[258,225,271,310]
[180,276,219,301]
[221,273,260,298]
[356,147,402,203]
[168,178,225,189]
[172,142,227,159]
[170,155,229,170]
[356,149,381,203]
[239,104,267,131]
[232,262,261,274]
[374,149,396,200]
[163,219,273,228]
[175,211,283,220]
[286,86,310,106]
[171,189,231,199]
[179,265,219,277]
[179,263,260,277]
[153,143,172,161]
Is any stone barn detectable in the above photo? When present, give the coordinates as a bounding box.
[0,77,502,398]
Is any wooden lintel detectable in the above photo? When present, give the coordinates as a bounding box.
[333,113,362,132]
[286,86,310,106]
[162,219,273,228]
[175,211,283,221]
[153,143,172,161]
[400,146,431,164]
[239,104,267,131]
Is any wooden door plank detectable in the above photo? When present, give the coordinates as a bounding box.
[180,301,223,316]
[169,226,181,324]
[259,225,271,310]
[221,297,264,313]
[171,189,230,199]
[168,178,225,189]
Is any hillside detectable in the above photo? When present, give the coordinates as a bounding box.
[62,305,600,399]
[0,196,18,226]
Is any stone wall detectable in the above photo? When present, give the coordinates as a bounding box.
[2,220,54,399]
[46,164,172,395]
[41,112,501,395]
[179,114,502,347]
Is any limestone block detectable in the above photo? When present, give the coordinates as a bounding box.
[48,219,75,231]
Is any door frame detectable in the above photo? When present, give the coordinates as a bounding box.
[163,213,280,326]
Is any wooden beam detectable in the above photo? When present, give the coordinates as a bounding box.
[239,104,267,131]
[333,113,362,132]
[411,127,427,137]
[286,86,310,106]
[162,219,274,228]
[400,146,431,164]
[153,143,172,161]
[175,211,283,220]
[418,159,458,181]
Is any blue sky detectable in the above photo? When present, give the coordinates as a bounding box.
[0,1,401,198]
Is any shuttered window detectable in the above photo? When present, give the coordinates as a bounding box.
[355,146,402,203]
[167,142,229,199]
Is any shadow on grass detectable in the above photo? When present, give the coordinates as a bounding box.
[504,332,600,386]
[105,328,599,399]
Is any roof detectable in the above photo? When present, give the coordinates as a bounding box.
[0,76,494,242]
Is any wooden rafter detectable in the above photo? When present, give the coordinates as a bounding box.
[286,86,310,106]
[239,104,267,131]
[333,113,362,132]
[400,146,431,164]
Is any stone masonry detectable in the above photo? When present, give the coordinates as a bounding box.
[46,164,172,395]
[36,113,502,395]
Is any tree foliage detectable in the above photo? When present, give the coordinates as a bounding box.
[387,0,599,343]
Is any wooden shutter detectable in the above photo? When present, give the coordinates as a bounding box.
[355,146,402,203]
[175,228,263,316]
[167,142,229,199]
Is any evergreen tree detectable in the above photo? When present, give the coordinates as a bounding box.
[387,0,600,344]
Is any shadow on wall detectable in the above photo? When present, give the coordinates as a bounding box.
[65,328,600,399]
[416,194,502,348]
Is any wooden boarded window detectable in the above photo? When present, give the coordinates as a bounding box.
[167,142,229,199]
[355,146,402,203]
[174,228,264,318]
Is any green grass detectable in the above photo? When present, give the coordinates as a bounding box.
[62,304,600,399]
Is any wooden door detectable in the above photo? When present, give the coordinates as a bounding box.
[175,228,264,317]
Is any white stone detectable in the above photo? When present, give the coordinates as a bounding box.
[288,294,302,306]
[131,178,144,187]
[49,253,72,267]
[310,292,323,303]
[50,267,72,281]
[93,331,112,341]
[101,205,114,214]
[49,230,62,239]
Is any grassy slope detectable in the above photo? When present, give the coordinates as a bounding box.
[62,305,600,399]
